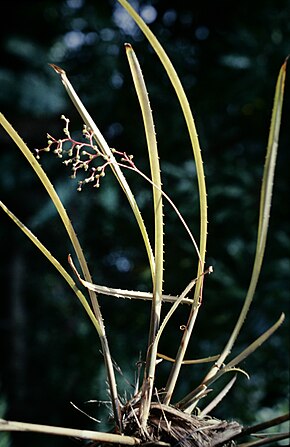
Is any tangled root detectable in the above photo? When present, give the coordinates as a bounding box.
[122,402,242,447]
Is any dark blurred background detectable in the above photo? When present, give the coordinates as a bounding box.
[0,1,289,446]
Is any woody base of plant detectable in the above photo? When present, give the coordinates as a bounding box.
[120,400,242,447]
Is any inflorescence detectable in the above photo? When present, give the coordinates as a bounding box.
[35,115,135,191]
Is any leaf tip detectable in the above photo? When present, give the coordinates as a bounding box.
[124,42,133,52]
[49,63,66,75]
[281,55,289,73]
[280,312,285,322]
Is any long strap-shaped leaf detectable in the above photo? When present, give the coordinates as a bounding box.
[0,418,143,445]
[125,43,164,429]
[178,313,285,411]
[0,113,100,317]
[200,58,288,386]
[68,256,193,304]
[117,0,207,298]
[0,114,122,430]
[50,64,155,281]
[117,0,208,406]
[0,201,102,335]
[177,58,288,411]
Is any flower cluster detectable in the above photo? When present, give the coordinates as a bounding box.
[35,116,134,191]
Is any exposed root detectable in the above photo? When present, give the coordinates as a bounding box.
[121,401,242,447]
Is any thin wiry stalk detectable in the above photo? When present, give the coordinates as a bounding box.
[115,160,202,262]
[0,113,122,431]
[117,0,208,406]
[125,43,164,429]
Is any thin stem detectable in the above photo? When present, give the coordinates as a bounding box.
[112,158,201,263]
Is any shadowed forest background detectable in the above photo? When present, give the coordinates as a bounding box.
[0,1,289,446]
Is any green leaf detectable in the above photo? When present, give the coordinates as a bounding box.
[202,57,288,380]
[178,313,285,411]
[117,0,208,408]
[0,200,102,335]
[49,64,155,281]
[0,113,122,430]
